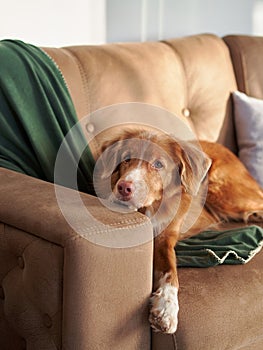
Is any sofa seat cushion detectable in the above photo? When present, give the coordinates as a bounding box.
[174,222,263,350]
[152,223,263,350]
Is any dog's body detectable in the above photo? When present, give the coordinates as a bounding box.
[96,128,263,333]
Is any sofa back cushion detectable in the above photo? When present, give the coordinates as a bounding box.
[165,34,237,149]
[224,35,263,99]
[44,34,237,149]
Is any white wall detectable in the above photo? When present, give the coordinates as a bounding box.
[253,0,263,34]
[1,0,263,46]
[106,0,263,42]
[0,0,106,46]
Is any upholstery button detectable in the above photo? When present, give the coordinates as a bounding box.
[17,256,25,269]
[182,108,191,118]
[86,123,95,133]
[43,313,52,328]
[0,286,5,300]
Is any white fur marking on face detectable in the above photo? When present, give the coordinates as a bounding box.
[149,273,179,334]
[111,165,149,209]
[124,167,145,182]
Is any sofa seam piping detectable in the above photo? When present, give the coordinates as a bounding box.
[62,217,153,249]
[61,48,91,117]
[160,40,189,107]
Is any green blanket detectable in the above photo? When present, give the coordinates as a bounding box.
[176,225,263,267]
[1,40,262,268]
[0,39,94,193]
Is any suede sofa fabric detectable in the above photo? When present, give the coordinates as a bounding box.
[224,35,263,99]
[43,34,238,150]
[1,34,263,350]
[0,168,153,350]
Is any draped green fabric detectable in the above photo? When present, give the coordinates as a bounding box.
[0,39,94,193]
[176,225,263,267]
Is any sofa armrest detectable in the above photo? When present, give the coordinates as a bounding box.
[0,167,153,350]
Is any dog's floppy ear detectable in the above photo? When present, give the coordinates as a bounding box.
[98,139,121,179]
[178,141,212,195]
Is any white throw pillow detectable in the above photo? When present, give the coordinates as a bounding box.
[232,91,263,188]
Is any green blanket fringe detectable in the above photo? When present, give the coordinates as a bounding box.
[176,225,263,267]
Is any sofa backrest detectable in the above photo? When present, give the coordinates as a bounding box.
[44,34,238,151]
[224,35,263,99]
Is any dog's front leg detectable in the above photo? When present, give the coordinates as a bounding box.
[149,229,180,334]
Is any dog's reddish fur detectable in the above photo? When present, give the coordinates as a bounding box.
[98,128,263,333]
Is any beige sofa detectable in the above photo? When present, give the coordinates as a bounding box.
[0,34,263,349]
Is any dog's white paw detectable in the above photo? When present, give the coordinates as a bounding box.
[149,283,179,334]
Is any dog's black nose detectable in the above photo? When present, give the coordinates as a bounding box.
[117,180,134,200]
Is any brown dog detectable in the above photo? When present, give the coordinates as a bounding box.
[95,128,263,334]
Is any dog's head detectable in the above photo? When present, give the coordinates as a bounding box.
[94,129,211,211]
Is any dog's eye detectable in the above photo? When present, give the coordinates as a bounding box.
[152,160,164,170]
[123,154,131,163]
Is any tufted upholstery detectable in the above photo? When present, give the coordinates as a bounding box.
[43,34,237,147]
[165,35,238,148]
[0,224,63,349]
[1,33,263,349]
[0,168,153,350]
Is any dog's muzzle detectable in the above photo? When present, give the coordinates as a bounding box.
[113,178,149,210]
